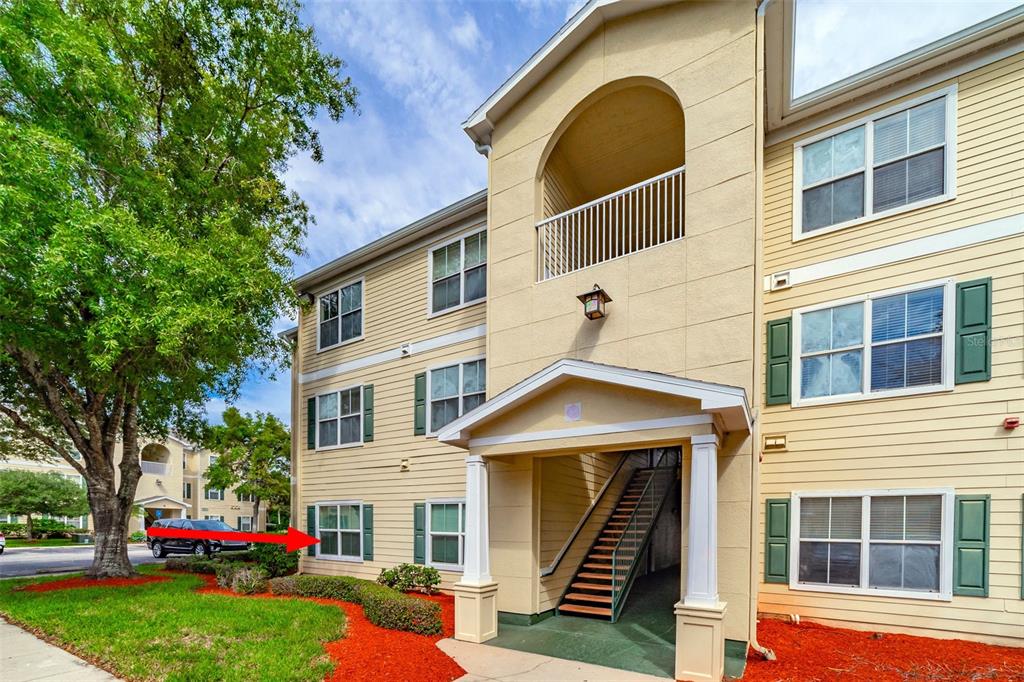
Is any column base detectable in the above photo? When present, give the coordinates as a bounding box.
[674,600,727,682]
[452,581,499,643]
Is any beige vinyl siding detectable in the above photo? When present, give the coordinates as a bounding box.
[299,218,487,376]
[299,336,484,586]
[537,451,648,613]
[764,53,1023,275]
[759,52,1024,645]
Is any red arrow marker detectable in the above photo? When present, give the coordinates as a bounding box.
[146,525,319,553]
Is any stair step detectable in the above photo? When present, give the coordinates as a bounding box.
[577,572,626,581]
[564,592,612,604]
[571,582,613,592]
[559,603,612,618]
[582,562,617,570]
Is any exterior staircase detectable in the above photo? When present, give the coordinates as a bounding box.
[557,449,679,622]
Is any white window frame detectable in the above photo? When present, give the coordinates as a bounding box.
[238,515,253,532]
[313,500,363,563]
[315,384,364,451]
[792,85,957,241]
[427,228,487,318]
[792,279,954,407]
[182,482,192,499]
[790,488,954,601]
[204,515,226,522]
[205,487,224,501]
[316,277,365,353]
[426,498,466,572]
[425,355,486,436]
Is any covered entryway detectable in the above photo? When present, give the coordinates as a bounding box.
[134,496,191,531]
[437,359,751,682]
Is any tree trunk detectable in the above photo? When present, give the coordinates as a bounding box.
[254,497,261,532]
[25,514,33,540]
[86,487,136,578]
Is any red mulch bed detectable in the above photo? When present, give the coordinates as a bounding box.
[744,617,1024,681]
[190,574,464,682]
[19,575,169,593]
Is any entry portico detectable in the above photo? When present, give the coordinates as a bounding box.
[438,359,751,682]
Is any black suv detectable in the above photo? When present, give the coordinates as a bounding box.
[147,518,250,558]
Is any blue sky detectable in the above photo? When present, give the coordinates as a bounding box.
[204,0,1020,427]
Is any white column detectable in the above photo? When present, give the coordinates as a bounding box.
[462,454,492,585]
[685,434,719,607]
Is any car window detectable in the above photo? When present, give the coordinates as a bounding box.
[183,521,193,530]
[169,519,185,529]
[190,520,235,531]
[151,520,165,528]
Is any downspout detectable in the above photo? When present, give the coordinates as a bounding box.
[748,0,777,662]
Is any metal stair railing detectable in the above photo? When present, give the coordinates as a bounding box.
[609,447,679,622]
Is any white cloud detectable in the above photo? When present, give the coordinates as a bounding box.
[452,13,486,52]
[793,0,1021,97]
[514,0,588,24]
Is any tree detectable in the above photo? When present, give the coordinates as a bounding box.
[0,470,90,538]
[203,407,290,532]
[0,0,356,576]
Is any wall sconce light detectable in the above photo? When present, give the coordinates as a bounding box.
[298,291,315,307]
[577,284,612,320]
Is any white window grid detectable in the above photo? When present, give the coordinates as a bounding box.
[315,385,364,451]
[204,515,225,522]
[316,278,365,352]
[797,497,862,586]
[792,86,956,240]
[314,500,362,562]
[792,279,954,407]
[426,498,466,572]
[426,357,486,436]
[427,229,487,317]
[790,489,954,601]
[238,516,253,532]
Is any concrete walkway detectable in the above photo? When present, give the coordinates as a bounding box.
[439,639,672,682]
[0,619,119,681]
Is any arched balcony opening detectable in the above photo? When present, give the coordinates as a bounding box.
[537,82,685,281]
[140,443,171,476]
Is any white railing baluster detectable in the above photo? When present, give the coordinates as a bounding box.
[535,165,685,281]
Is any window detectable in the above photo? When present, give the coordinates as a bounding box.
[317,502,362,561]
[793,491,951,599]
[205,487,224,501]
[205,515,225,522]
[430,231,487,315]
[238,516,253,532]
[237,491,255,503]
[316,386,362,449]
[427,500,466,570]
[429,359,485,433]
[794,281,952,405]
[318,280,363,350]
[182,482,192,499]
[795,90,953,237]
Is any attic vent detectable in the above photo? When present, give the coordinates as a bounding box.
[763,434,787,451]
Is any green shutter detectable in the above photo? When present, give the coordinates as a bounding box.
[953,495,990,597]
[414,373,426,436]
[764,498,790,584]
[363,504,374,561]
[413,502,426,564]
[307,398,316,450]
[363,385,374,443]
[765,318,792,405]
[955,278,992,384]
[236,516,241,530]
[306,505,317,557]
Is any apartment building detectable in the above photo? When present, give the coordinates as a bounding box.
[1,436,266,533]
[285,1,1023,680]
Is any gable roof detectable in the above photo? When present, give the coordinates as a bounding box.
[134,495,192,509]
[436,358,750,446]
[462,0,677,146]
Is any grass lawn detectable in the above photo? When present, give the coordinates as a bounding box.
[5,538,86,548]
[0,565,347,681]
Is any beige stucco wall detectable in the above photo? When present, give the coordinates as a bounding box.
[482,0,758,642]
[758,54,1024,646]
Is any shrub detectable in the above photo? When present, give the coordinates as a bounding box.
[128,531,146,542]
[0,522,27,538]
[231,566,268,595]
[266,574,442,635]
[215,562,242,589]
[165,556,219,574]
[33,518,75,538]
[249,543,299,577]
[377,563,441,595]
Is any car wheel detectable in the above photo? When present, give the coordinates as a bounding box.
[152,542,166,558]
[0,546,4,555]
[193,543,208,557]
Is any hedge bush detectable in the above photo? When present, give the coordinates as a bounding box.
[248,543,299,577]
[267,574,442,635]
[215,561,244,589]
[231,566,268,595]
[0,522,27,537]
[377,563,440,594]
[164,556,219,574]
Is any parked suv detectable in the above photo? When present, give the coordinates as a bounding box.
[147,518,250,558]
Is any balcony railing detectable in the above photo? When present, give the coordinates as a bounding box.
[140,460,169,476]
[536,164,685,282]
